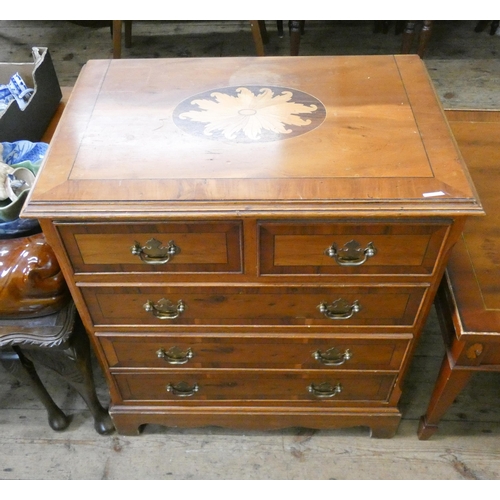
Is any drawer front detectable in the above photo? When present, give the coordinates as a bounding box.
[98,334,411,370]
[259,221,450,276]
[82,285,427,327]
[113,371,397,403]
[57,221,242,274]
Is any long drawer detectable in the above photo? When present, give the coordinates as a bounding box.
[81,284,428,327]
[113,371,397,403]
[98,333,411,370]
[259,221,450,276]
[56,221,243,274]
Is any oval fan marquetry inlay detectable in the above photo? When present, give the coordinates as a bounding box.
[173,86,326,143]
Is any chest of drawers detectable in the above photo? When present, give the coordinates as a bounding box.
[23,55,482,437]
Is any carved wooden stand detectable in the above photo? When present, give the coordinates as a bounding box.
[0,301,115,434]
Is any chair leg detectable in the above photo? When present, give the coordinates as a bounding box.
[250,20,267,56]
[124,21,133,48]
[474,21,490,32]
[277,21,284,38]
[401,21,433,58]
[289,21,303,56]
[417,21,433,58]
[373,21,390,34]
[258,21,269,44]
[112,20,122,59]
[401,21,417,54]
[0,347,70,431]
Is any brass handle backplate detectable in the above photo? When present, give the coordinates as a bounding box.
[131,238,180,264]
[308,382,343,398]
[318,299,361,320]
[325,240,376,266]
[144,298,185,319]
[157,346,193,364]
[166,381,199,397]
[313,347,352,366]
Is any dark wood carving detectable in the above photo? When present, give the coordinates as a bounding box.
[0,232,70,318]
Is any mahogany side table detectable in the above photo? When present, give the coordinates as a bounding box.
[418,110,500,440]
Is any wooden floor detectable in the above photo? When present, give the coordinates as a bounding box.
[1,20,500,481]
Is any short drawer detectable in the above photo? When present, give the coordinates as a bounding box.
[82,284,428,327]
[56,221,242,274]
[113,370,397,403]
[259,221,450,276]
[98,334,411,370]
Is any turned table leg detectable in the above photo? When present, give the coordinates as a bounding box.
[418,354,473,440]
[0,347,70,430]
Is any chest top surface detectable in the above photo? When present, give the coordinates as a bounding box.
[24,55,481,217]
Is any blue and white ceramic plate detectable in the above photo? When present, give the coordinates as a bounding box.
[1,140,48,167]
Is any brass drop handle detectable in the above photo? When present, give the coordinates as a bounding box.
[144,298,185,319]
[325,240,376,266]
[313,347,352,366]
[166,381,199,397]
[157,346,193,364]
[131,238,180,264]
[308,382,343,398]
[318,299,361,320]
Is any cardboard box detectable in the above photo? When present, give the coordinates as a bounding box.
[0,47,62,142]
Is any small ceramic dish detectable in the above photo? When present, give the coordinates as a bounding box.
[5,166,35,201]
[0,166,36,221]
[0,188,30,222]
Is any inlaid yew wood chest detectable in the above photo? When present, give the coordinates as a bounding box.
[23,55,482,437]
